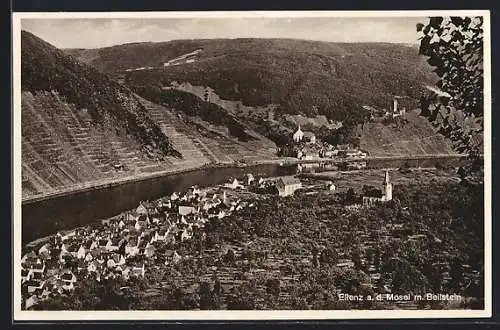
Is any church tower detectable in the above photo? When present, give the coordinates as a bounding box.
[293,125,304,143]
[382,170,393,201]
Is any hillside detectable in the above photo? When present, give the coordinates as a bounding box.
[359,110,456,156]
[22,31,178,158]
[67,38,437,123]
[21,32,279,199]
[64,38,461,158]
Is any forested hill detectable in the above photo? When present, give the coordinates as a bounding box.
[66,38,437,122]
[21,32,280,199]
[22,30,179,158]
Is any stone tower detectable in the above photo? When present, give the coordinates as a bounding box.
[382,170,393,201]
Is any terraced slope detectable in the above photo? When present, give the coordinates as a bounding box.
[21,91,169,197]
[21,32,279,200]
[359,110,456,156]
[139,97,279,165]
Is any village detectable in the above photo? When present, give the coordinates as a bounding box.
[20,171,313,309]
[21,157,482,311]
[279,97,409,171]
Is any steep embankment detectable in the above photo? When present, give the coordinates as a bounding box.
[359,110,456,156]
[21,32,278,200]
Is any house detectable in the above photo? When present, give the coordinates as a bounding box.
[106,237,121,251]
[336,259,355,268]
[87,260,101,273]
[26,280,45,294]
[21,269,30,283]
[347,161,367,170]
[136,203,148,215]
[76,245,87,259]
[130,264,146,278]
[60,271,77,291]
[180,228,193,242]
[224,178,243,189]
[97,238,111,249]
[346,150,368,159]
[89,247,106,260]
[325,181,336,192]
[22,251,38,264]
[293,125,304,143]
[246,173,255,185]
[145,244,156,258]
[134,220,143,231]
[178,206,197,216]
[61,230,76,241]
[324,150,339,158]
[38,243,51,257]
[275,176,302,197]
[303,131,316,144]
[59,244,77,260]
[25,295,39,309]
[125,239,139,257]
[165,250,182,265]
[188,186,202,195]
[179,215,188,225]
[153,229,169,242]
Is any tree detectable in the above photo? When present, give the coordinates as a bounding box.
[344,188,358,204]
[199,281,214,310]
[417,17,484,173]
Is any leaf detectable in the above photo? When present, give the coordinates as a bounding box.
[429,17,444,29]
[450,17,464,27]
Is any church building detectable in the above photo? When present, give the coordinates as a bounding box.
[362,170,393,206]
[293,125,304,143]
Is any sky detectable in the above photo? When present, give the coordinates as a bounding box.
[21,16,428,49]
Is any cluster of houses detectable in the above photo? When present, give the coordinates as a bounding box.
[20,182,260,309]
[290,125,368,166]
[226,174,304,198]
[20,172,313,309]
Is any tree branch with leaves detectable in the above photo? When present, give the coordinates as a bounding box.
[417,16,484,163]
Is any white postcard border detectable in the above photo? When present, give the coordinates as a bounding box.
[12,9,492,321]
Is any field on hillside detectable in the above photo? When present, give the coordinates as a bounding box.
[360,110,455,156]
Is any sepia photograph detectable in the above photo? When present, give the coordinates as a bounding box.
[12,10,491,320]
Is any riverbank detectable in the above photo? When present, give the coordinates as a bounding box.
[22,154,469,204]
[22,161,251,205]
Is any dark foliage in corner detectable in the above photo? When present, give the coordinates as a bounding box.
[417,17,484,181]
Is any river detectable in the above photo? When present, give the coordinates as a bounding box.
[21,164,296,244]
[21,155,468,245]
